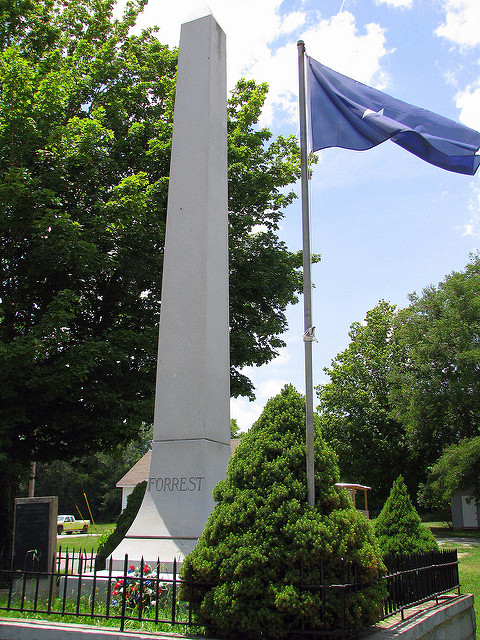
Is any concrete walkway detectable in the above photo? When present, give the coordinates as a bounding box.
[437,536,480,546]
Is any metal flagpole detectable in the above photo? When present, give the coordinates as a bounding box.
[297,40,315,507]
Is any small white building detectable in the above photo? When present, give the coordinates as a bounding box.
[451,489,479,529]
[117,439,241,512]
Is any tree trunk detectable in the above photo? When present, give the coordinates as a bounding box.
[0,469,19,561]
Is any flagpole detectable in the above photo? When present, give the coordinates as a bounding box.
[297,40,315,507]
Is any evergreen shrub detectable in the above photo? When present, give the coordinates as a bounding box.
[374,475,438,555]
[96,480,146,569]
[180,385,385,639]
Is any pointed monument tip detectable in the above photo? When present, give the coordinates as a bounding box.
[184,4,216,23]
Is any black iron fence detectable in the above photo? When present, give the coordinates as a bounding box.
[0,549,460,639]
[382,549,460,620]
[56,546,96,574]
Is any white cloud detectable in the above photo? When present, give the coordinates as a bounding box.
[259,378,288,399]
[455,81,480,131]
[436,0,480,47]
[258,11,392,123]
[272,348,290,365]
[250,224,269,235]
[375,0,413,8]
[278,11,306,35]
[230,397,263,432]
[299,12,391,90]
[463,221,478,236]
[116,0,287,89]
[315,373,330,388]
[229,367,290,431]
[434,2,480,130]
[443,67,461,88]
[460,186,480,237]
[117,2,391,125]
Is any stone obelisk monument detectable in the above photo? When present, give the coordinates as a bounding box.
[111,8,230,565]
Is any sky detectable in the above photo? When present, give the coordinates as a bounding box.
[125,0,480,431]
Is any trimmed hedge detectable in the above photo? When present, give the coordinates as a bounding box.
[95,480,146,569]
[180,385,386,640]
[375,475,438,555]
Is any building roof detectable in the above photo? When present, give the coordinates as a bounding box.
[116,439,242,488]
[336,482,371,491]
[117,450,152,488]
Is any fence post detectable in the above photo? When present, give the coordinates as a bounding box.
[105,556,113,619]
[172,557,177,624]
[20,564,27,611]
[341,558,346,639]
[32,566,40,611]
[90,556,98,620]
[61,551,69,615]
[187,561,193,626]
[434,552,439,605]
[454,550,460,595]
[48,552,55,613]
[155,558,160,624]
[76,552,83,615]
[120,554,128,632]
[138,557,144,622]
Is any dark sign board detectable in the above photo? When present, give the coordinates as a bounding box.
[13,500,52,573]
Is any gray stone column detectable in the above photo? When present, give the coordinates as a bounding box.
[111,8,229,566]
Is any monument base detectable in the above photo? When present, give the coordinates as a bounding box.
[109,439,230,569]
[109,536,197,571]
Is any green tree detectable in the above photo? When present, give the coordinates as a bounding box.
[419,437,480,516]
[0,0,176,554]
[22,424,153,522]
[180,385,385,639]
[375,476,438,555]
[227,78,314,398]
[230,418,240,438]
[316,301,417,514]
[391,253,480,469]
[0,0,304,554]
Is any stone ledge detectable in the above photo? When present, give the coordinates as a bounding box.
[361,594,475,640]
[0,617,191,640]
[0,595,475,640]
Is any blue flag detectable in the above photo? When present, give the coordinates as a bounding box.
[307,56,480,176]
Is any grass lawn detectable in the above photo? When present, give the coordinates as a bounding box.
[424,522,480,630]
[57,523,114,554]
[425,521,480,539]
[455,543,480,628]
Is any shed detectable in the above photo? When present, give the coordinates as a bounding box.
[117,438,242,511]
[451,489,479,529]
[336,482,370,519]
